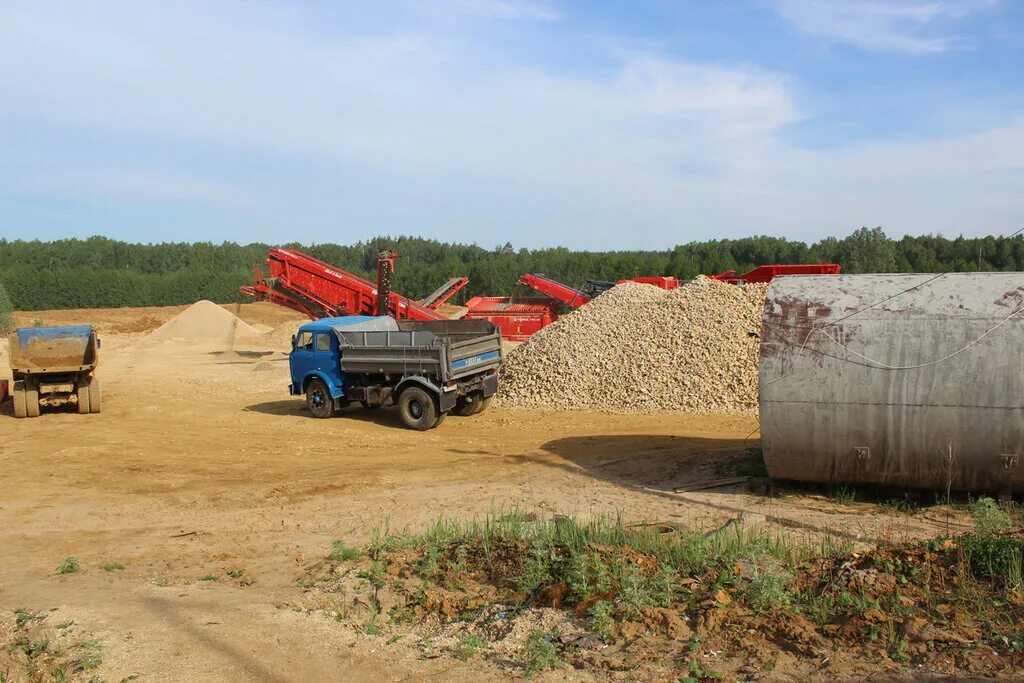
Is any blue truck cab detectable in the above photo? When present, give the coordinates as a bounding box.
[288,316,502,430]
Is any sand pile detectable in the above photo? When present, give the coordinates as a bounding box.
[261,322,302,350]
[499,277,768,414]
[148,300,260,342]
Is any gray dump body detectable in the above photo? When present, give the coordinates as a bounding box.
[333,319,502,381]
[760,273,1024,493]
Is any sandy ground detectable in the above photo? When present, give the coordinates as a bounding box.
[0,303,968,681]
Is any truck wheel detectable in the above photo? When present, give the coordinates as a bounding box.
[398,386,438,431]
[77,384,91,414]
[25,382,40,418]
[453,393,483,417]
[475,396,493,415]
[305,378,334,419]
[88,376,102,413]
[12,381,27,419]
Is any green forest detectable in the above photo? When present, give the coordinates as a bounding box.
[1,227,1022,311]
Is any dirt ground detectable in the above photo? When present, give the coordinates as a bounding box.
[0,303,972,682]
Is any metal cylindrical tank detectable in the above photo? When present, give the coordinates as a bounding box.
[760,273,1024,493]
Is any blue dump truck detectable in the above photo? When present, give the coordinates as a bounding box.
[289,316,501,430]
[9,325,101,418]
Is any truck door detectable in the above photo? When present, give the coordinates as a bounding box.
[290,330,343,395]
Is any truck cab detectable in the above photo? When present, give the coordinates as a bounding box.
[288,317,362,407]
[288,316,501,430]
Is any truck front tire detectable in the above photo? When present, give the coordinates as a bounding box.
[12,381,27,419]
[306,378,333,419]
[398,386,439,431]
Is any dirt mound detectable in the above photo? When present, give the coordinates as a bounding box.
[260,321,300,350]
[148,300,260,342]
[499,277,767,414]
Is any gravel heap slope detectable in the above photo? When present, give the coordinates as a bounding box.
[499,277,767,414]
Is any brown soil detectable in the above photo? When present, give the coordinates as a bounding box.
[0,303,982,681]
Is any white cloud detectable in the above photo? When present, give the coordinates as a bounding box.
[771,0,996,53]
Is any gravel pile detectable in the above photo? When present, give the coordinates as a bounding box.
[498,277,767,414]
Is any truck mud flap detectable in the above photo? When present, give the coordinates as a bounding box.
[439,390,457,413]
[481,372,499,398]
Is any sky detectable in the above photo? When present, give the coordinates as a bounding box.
[0,0,1022,250]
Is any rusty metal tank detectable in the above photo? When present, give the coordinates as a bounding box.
[760,273,1024,493]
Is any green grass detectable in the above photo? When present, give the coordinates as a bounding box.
[57,557,80,575]
[744,565,794,613]
[315,508,1024,675]
[101,562,125,572]
[77,639,103,671]
[455,634,488,660]
[588,600,615,640]
[523,630,562,674]
[829,486,857,505]
[198,574,217,581]
[972,496,1013,537]
[328,540,362,563]
[15,607,44,631]
[880,493,919,514]
[373,509,799,580]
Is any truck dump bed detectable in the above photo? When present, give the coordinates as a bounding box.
[9,326,98,374]
[332,318,502,381]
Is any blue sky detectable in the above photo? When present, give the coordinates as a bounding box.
[1,0,1022,249]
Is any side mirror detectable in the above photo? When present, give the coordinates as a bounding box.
[291,334,296,349]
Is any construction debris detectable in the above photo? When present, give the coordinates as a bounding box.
[498,277,767,414]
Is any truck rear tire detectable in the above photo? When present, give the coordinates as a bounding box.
[88,376,102,413]
[13,381,27,419]
[476,396,493,415]
[398,386,439,431]
[305,378,333,419]
[25,382,40,418]
[453,393,483,417]
[77,384,91,414]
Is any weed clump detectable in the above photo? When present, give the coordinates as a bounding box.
[523,629,562,674]
[57,557,79,575]
[329,540,361,563]
[744,565,794,613]
[971,496,1013,537]
[588,600,615,640]
[455,634,488,660]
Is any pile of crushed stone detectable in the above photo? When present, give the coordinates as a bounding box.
[498,277,767,414]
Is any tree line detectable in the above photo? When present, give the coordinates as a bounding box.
[1,227,1022,311]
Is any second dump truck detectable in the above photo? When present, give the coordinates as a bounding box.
[289,316,501,430]
[9,325,101,418]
